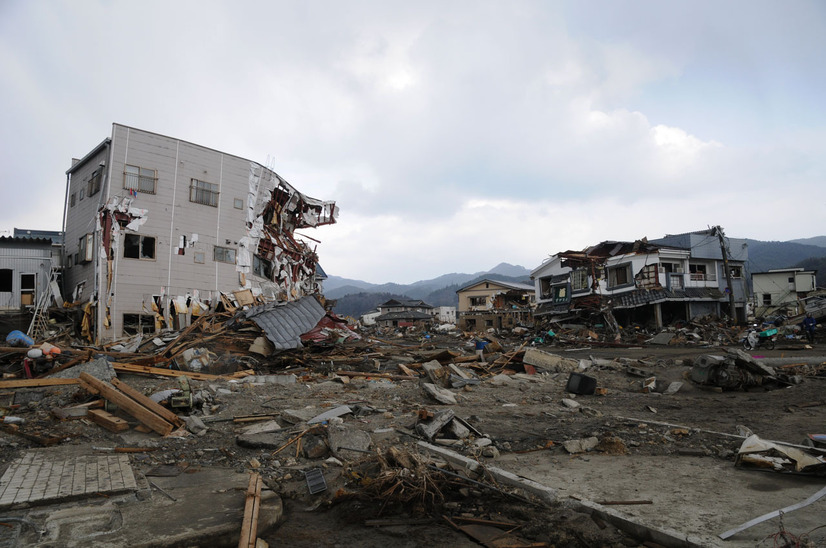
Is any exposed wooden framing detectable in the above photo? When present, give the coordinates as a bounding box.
[238,473,263,548]
[78,372,173,436]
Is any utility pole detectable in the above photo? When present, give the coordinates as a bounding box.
[715,225,738,324]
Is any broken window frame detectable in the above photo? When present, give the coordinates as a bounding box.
[124,164,157,194]
[607,263,633,289]
[571,269,589,292]
[122,313,154,336]
[729,265,743,279]
[252,254,272,279]
[123,233,156,260]
[213,246,236,264]
[762,293,772,306]
[189,178,219,207]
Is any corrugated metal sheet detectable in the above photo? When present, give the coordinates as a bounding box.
[242,295,326,350]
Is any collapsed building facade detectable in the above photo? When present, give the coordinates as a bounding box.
[531,228,750,329]
[63,124,337,343]
[456,279,535,331]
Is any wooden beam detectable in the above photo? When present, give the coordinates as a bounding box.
[111,377,183,427]
[238,472,263,548]
[111,363,254,381]
[78,372,173,436]
[87,409,130,432]
[0,378,79,388]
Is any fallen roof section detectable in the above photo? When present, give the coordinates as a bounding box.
[242,295,327,350]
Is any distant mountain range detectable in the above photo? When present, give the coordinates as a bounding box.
[328,239,826,318]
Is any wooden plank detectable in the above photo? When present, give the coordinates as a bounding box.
[78,372,173,436]
[88,409,130,432]
[0,378,79,388]
[238,473,263,548]
[111,377,183,427]
[111,363,254,381]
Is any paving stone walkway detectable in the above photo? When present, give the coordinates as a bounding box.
[0,451,137,507]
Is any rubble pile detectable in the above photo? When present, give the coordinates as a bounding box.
[1,302,826,546]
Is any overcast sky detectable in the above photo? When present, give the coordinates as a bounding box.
[2,1,825,284]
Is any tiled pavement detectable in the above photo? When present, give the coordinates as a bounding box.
[0,451,138,507]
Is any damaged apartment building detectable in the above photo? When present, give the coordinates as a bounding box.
[63,124,337,343]
[530,228,749,329]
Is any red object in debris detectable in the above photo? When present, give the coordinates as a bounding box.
[22,358,34,379]
[300,312,361,344]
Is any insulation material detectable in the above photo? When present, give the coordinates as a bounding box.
[173,296,189,315]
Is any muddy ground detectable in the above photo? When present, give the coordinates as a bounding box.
[2,331,825,547]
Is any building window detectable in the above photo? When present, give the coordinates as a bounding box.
[469,296,486,307]
[194,252,205,264]
[0,269,11,292]
[607,264,632,288]
[788,276,795,290]
[485,319,494,327]
[87,169,102,197]
[124,164,157,194]
[233,198,244,209]
[79,188,85,201]
[571,269,588,291]
[669,274,683,290]
[122,313,154,336]
[689,263,712,281]
[190,179,219,207]
[124,234,156,260]
[762,293,772,306]
[253,255,271,278]
[539,277,552,299]
[78,233,93,263]
[67,256,73,268]
[70,193,76,207]
[214,246,236,264]
[729,266,743,279]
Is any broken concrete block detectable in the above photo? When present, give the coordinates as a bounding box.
[489,374,514,386]
[446,419,470,439]
[307,405,352,425]
[473,437,493,448]
[563,437,599,454]
[663,381,683,395]
[241,420,283,436]
[327,424,372,459]
[236,433,287,449]
[422,383,457,405]
[183,415,208,437]
[523,348,579,372]
[301,434,329,459]
[281,408,318,424]
[416,409,456,440]
[561,398,580,409]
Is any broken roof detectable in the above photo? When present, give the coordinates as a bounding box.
[241,295,327,350]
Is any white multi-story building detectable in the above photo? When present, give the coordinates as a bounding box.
[63,124,337,342]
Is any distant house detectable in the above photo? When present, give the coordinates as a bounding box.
[374,299,435,328]
[752,268,818,317]
[456,279,534,332]
[0,235,57,311]
[434,306,457,324]
[531,228,749,327]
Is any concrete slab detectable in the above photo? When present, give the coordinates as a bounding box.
[494,451,826,547]
[0,451,137,508]
[14,466,282,547]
